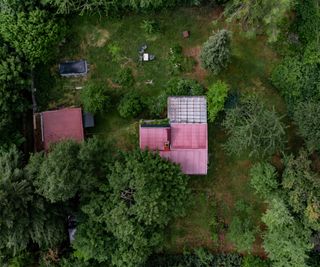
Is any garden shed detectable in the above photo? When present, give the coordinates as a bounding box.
[34,108,84,151]
[59,60,88,77]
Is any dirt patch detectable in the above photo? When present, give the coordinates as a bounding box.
[212,6,224,20]
[86,28,110,48]
[107,78,122,89]
[184,46,208,83]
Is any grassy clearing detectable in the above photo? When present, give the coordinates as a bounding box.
[39,7,286,255]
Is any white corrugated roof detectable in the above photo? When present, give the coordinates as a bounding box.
[167,96,207,123]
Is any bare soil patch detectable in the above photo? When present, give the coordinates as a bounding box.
[184,46,208,83]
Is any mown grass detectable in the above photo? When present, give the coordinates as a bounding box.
[40,6,286,256]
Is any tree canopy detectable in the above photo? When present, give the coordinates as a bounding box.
[223,94,286,158]
[200,29,231,74]
[0,9,65,66]
[0,146,65,258]
[73,150,190,266]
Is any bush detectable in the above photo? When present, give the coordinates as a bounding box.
[226,201,257,253]
[118,91,144,118]
[207,80,229,122]
[250,162,279,199]
[140,19,159,34]
[168,44,195,74]
[293,101,320,152]
[271,57,320,112]
[81,84,110,114]
[242,255,271,267]
[200,29,231,74]
[114,67,134,87]
[222,94,286,158]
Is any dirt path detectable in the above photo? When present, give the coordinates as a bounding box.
[184,46,208,83]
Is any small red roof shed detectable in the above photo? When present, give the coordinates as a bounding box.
[40,108,84,150]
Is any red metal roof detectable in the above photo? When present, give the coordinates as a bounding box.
[41,108,84,150]
[171,123,207,149]
[139,123,208,175]
[140,126,170,150]
[160,149,207,175]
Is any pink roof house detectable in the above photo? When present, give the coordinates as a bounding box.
[34,108,84,151]
[140,97,208,175]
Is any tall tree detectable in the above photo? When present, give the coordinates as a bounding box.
[223,94,286,158]
[200,29,231,75]
[282,150,320,230]
[0,146,65,257]
[0,9,66,66]
[224,0,294,42]
[28,140,82,203]
[262,198,313,267]
[293,101,320,152]
[73,150,190,267]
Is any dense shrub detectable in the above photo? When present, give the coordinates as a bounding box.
[80,83,110,114]
[140,19,159,34]
[114,67,134,87]
[200,29,231,74]
[226,201,257,253]
[145,251,243,267]
[242,255,271,267]
[207,80,229,122]
[168,44,195,74]
[223,94,286,158]
[293,101,320,152]
[250,162,279,200]
[118,91,144,118]
[295,0,320,44]
[271,57,320,112]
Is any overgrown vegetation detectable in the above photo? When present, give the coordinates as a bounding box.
[1,0,320,266]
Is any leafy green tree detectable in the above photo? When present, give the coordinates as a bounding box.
[207,80,229,122]
[271,57,320,112]
[0,9,66,66]
[223,95,286,158]
[250,162,279,199]
[200,29,231,74]
[73,150,190,266]
[166,77,205,96]
[262,198,313,267]
[80,83,110,114]
[293,101,320,152]
[28,140,82,203]
[295,0,320,44]
[242,255,271,267]
[0,43,27,148]
[0,147,65,257]
[118,91,144,118]
[282,150,320,230]
[226,201,257,253]
[224,0,294,42]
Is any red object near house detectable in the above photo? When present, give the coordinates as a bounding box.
[40,108,84,151]
[183,31,190,38]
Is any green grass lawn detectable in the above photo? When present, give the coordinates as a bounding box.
[39,6,286,256]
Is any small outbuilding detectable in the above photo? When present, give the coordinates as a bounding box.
[59,60,88,77]
[34,108,84,151]
[83,112,95,128]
